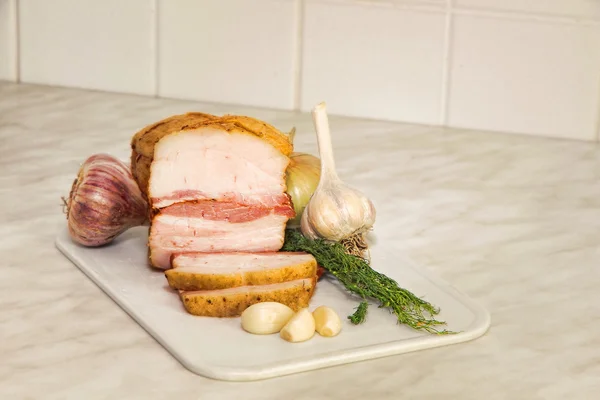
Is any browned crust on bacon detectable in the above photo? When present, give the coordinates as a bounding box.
[179,277,317,317]
[165,255,317,291]
[130,112,294,198]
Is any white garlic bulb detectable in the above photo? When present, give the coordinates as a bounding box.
[300,102,376,253]
[301,180,376,242]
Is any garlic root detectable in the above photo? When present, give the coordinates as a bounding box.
[241,302,295,335]
[280,308,316,343]
[340,232,370,261]
[313,306,342,337]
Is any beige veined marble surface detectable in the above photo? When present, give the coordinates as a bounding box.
[1,82,599,399]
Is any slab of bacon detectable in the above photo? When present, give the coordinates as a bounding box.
[130,113,319,316]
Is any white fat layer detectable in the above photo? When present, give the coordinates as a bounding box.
[150,214,287,254]
[172,253,314,274]
[149,129,289,208]
[154,213,288,232]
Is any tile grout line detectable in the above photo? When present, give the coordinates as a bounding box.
[13,0,20,82]
[292,0,305,111]
[596,72,600,142]
[152,0,159,97]
[320,0,600,26]
[322,0,445,15]
[453,6,600,26]
[439,0,453,126]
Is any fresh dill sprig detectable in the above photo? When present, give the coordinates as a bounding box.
[282,229,454,335]
[349,301,369,324]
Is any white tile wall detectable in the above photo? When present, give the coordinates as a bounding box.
[18,0,155,95]
[301,1,446,125]
[5,0,600,142]
[0,0,17,81]
[448,15,600,141]
[157,0,298,110]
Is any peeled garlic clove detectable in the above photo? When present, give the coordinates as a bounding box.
[313,306,342,337]
[280,308,316,343]
[241,302,295,335]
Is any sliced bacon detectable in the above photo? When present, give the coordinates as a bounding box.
[164,252,317,291]
[179,277,317,317]
[149,212,289,269]
[145,127,297,272]
[148,129,291,209]
[157,199,294,223]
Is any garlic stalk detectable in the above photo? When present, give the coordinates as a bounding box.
[300,102,376,258]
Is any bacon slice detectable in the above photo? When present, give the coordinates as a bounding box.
[132,114,318,318]
[165,252,317,291]
[143,125,297,270]
[149,210,291,269]
[179,277,317,317]
[148,130,291,209]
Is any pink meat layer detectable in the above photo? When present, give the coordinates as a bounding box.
[149,202,293,269]
[151,191,290,210]
[160,199,294,223]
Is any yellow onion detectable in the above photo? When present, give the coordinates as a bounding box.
[285,152,321,227]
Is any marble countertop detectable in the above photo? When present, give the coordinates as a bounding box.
[1,82,599,399]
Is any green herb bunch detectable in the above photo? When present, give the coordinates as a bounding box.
[282,229,453,334]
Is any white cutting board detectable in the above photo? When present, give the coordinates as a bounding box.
[55,226,490,381]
